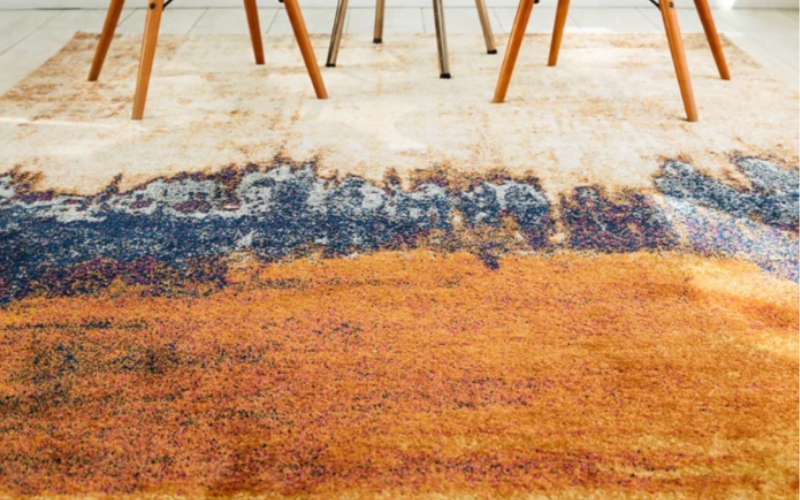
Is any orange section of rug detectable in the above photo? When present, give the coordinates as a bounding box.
[0,252,797,498]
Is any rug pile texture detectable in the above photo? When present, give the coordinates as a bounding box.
[0,32,797,499]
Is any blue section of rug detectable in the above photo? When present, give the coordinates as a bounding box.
[0,156,797,302]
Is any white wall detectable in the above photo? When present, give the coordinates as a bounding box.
[0,0,797,7]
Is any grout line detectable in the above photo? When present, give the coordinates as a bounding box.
[0,20,47,58]
[187,8,209,34]
[265,8,279,34]
[188,8,212,34]
[489,8,502,35]
[43,9,69,27]
[741,31,799,70]
[262,9,279,34]
[118,9,136,26]
[422,6,431,34]
[727,32,799,88]
[635,7,663,30]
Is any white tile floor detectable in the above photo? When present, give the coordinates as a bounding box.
[0,7,797,94]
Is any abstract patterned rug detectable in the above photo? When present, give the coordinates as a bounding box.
[0,33,798,498]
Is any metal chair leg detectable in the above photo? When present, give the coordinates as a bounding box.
[326,0,349,67]
[474,0,496,54]
[374,0,386,43]
[432,0,450,78]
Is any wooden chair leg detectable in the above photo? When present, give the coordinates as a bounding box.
[548,0,570,66]
[243,0,265,64]
[283,0,329,99]
[326,0,348,67]
[432,0,451,78]
[694,0,730,80]
[660,0,698,122]
[132,0,163,120]
[493,0,535,103]
[374,0,385,43]
[88,0,126,81]
[474,0,497,54]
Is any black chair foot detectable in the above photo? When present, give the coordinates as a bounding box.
[326,63,336,67]
[440,73,451,79]
[373,38,382,44]
[487,49,497,54]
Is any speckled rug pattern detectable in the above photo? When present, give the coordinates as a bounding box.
[0,33,798,499]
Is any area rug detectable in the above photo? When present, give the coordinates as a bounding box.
[0,32,798,499]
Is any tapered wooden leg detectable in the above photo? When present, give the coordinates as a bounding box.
[432,0,451,78]
[493,0,535,103]
[132,0,163,120]
[548,0,570,66]
[88,0,126,81]
[374,0,385,43]
[694,0,730,80]
[243,0,265,64]
[283,0,329,99]
[661,0,698,122]
[326,0,348,67]
[475,0,497,54]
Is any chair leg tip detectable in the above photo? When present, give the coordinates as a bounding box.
[373,38,382,44]
[487,49,497,54]
[440,73,451,79]
[326,63,336,68]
